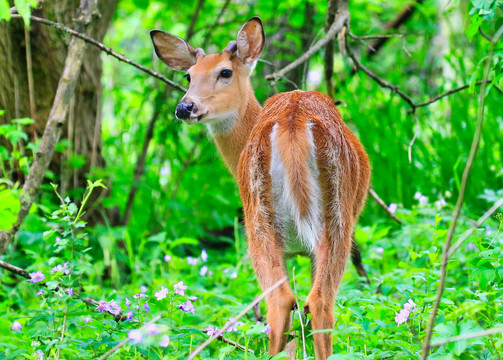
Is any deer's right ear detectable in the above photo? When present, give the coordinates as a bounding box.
[150,30,197,71]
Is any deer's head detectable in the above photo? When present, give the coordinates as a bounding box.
[150,17,264,129]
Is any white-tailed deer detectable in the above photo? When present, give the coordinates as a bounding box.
[151,17,370,359]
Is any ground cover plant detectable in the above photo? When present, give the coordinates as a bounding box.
[0,0,502,359]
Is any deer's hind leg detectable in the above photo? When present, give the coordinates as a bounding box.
[304,227,352,359]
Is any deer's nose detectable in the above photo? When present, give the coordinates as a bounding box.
[175,102,195,119]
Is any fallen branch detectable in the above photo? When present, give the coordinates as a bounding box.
[10,14,186,93]
[187,277,287,360]
[0,259,127,321]
[431,327,503,348]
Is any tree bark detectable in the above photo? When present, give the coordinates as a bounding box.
[0,0,119,191]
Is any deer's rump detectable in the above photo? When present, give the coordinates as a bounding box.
[238,90,370,257]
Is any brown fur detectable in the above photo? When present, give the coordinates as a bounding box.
[151,18,370,359]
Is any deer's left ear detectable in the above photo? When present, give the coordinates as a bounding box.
[236,17,265,71]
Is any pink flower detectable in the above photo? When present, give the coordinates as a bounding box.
[159,335,170,348]
[173,281,187,296]
[199,265,208,277]
[376,247,384,255]
[67,288,73,295]
[395,309,409,326]
[36,349,44,360]
[11,321,22,331]
[201,249,208,262]
[164,254,172,263]
[29,271,45,283]
[36,289,45,296]
[388,203,397,215]
[179,300,195,314]
[107,300,122,315]
[225,317,243,332]
[207,325,218,337]
[128,329,143,343]
[145,323,159,335]
[154,287,169,301]
[97,300,107,313]
[143,300,150,313]
[403,299,417,313]
[262,324,271,335]
[187,257,198,266]
[125,298,131,309]
[127,311,134,320]
[84,316,92,324]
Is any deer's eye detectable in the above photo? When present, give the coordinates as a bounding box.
[184,74,191,83]
[220,69,233,78]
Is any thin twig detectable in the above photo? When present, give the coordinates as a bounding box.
[293,267,307,359]
[186,0,205,42]
[200,328,254,353]
[10,14,186,93]
[408,118,420,164]
[202,0,231,47]
[24,25,36,120]
[367,0,423,58]
[412,80,495,111]
[447,197,503,257]
[346,42,415,108]
[187,277,287,360]
[349,32,404,40]
[368,188,402,225]
[266,0,349,82]
[431,327,503,347]
[97,315,163,360]
[421,24,503,360]
[55,307,68,360]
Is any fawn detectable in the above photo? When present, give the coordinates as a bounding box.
[151,17,370,359]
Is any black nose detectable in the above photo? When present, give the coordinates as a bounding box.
[175,102,194,120]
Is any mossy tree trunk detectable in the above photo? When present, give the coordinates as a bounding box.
[0,0,119,193]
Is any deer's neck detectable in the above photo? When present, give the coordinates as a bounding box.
[207,88,262,178]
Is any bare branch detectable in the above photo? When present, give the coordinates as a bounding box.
[421,24,503,360]
[187,277,287,360]
[0,259,127,321]
[345,42,415,108]
[431,327,503,348]
[412,80,496,111]
[202,0,231,48]
[368,0,424,58]
[266,0,349,82]
[10,14,186,93]
[447,197,503,257]
[368,188,402,225]
[186,0,205,42]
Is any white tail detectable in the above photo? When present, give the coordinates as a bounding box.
[151,17,371,359]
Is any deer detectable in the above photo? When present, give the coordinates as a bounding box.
[150,17,370,359]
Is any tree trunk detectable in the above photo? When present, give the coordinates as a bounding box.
[0,0,119,193]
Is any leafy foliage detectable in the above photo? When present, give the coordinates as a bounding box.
[0,0,502,359]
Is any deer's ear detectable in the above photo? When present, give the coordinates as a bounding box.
[150,30,197,71]
[235,17,265,70]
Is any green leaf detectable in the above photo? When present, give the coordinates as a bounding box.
[0,0,10,21]
[465,13,484,41]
